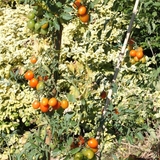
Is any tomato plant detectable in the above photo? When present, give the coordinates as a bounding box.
[1,0,160,160]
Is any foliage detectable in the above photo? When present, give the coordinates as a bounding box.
[0,0,160,159]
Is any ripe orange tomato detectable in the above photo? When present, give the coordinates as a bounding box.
[53,101,61,110]
[79,14,90,23]
[48,97,57,107]
[78,5,87,16]
[32,100,40,109]
[29,78,38,88]
[24,70,34,80]
[41,97,49,106]
[61,99,69,109]
[40,103,49,113]
[87,138,98,149]
[129,49,137,57]
[73,0,81,9]
[30,56,37,64]
[136,51,144,59]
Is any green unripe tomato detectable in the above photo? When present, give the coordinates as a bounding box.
[35,22,41,31]
[27,11,35,19]
[140,56,146,63]
[27,20,35,30]
[130,58,136,65]
[40,28,48,35]
[82,148,94,160]
[74,152,84,160]
[36,81,45,91]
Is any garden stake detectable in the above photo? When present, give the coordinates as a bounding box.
[96,0,140,147]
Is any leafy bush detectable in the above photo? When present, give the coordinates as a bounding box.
[0,0,160,159]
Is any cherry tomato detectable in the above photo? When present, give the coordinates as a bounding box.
[27,20,35,30]
[61,100,69,109]
[48,97,57,107]
[129,50,137,57]
[79,14,90,23]
[36,81,45,91]
[24,70,34,80]
[74,152,83,160]
[30,56,37,64]
[87,138,98,149]
[78,5,87,16]
[40,103,49,113]
[27,11,35,19]
[41,22,49,29]
[130,58,136,65]
[29,78,38,88]
[136,51,144,59]
[41,97,49,106]
[32,100,40,109]
[35,22,41,31]
[82,148,94,160]
[40,28,48,35]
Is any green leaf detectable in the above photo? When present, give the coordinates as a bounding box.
[153,2,160,7]
[136,132,144,140]
[56,2,62,8]
[67,93,76,103]
[63,6,73,12]
[60,12,73,21]
[69,147,81,155]
[52,148,62,156]
[126,135,133,144]
[53,18,60,30]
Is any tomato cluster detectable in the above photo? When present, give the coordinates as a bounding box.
[24,57,69,113]
[127,39,146,64]
[32,97,68,113]
[26,9,49,35]
[73,0,90,23]
[72,137,98,160]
